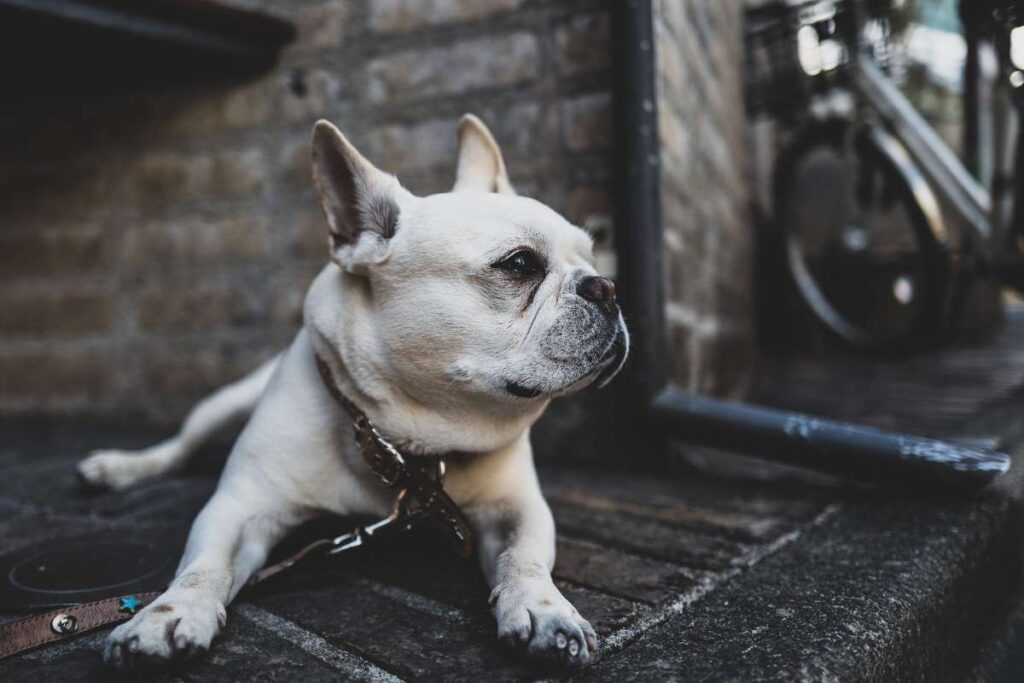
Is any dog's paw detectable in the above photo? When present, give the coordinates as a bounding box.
[77,450,150,490]
[491,578,597,668]
[103,596,226,669]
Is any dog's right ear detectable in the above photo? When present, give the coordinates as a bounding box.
[311,119,409,272]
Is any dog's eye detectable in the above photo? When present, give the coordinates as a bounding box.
[494,249,544,278]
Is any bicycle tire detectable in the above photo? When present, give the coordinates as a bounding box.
[773,118,953,351]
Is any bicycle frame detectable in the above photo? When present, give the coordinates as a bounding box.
[849,0,1024,284]
[855,57,994,247]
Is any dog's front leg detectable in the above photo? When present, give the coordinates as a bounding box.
[465,440,597,667]
[104,488,293,668]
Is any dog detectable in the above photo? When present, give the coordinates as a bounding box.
[77,114,629,669]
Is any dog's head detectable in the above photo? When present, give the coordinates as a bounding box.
[309,115,628,413]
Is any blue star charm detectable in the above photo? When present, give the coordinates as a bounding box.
[119,595,142,614]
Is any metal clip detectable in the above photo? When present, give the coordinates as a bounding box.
[323,458,449,558]
[326,489,412,556]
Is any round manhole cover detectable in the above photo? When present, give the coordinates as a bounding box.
[10,539,170,594]
[0,532,183,609]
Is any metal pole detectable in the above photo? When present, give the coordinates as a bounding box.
[653,388,1010,490]
[611,0,666,406]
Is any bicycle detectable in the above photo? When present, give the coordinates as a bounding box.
[747,0,1024,351]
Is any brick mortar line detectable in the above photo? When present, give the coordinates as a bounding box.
[597,503,843,655]
[234,603,406,682]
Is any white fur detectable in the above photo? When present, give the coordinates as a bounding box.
[81,115,625,670]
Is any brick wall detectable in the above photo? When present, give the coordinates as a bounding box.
[0,0,614,424]
[0,0,751,428]
[655,0,754,397]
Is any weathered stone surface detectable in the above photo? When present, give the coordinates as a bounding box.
[0,291,112,337]
[287,0,353,53]
[655,0,753,396]
[133,285,268,333]
[154,82,275,139]
[561,93,612,152]
[553,537,699,604]
[280,67,345,123]
[366,118,458,174]
[368,0,525,33]
[0,166,119,225]
[589,496,1022,682]
[565,184,611,228]
[2,369,1024,682]
[0,228,107,281]
[124,152,214,207]
[556,13,611,76]
[0,350,112,403]
[365,33,540,104]
[121,215,270,267]
[549,498,752,569]
[135,339,278,400]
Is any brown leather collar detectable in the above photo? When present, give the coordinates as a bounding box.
[313,354,474,559]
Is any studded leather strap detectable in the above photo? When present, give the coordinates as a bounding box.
[0,592,160,660]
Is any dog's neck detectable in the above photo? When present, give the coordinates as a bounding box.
[303,264,546,455]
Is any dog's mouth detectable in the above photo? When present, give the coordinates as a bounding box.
[504,326,629,400]
[505,381,544,398]
[592,327,629,389]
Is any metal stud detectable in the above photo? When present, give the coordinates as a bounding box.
[50,613,78,635]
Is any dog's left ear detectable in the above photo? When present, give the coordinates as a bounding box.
[311,119,411,272]
[453,114,516,196]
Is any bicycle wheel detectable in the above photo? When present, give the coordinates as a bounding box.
[773,118,953,351]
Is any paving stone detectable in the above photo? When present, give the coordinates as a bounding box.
[553,537,699,605]
[550,498,751,570]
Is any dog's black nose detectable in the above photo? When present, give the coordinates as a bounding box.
[577,276,617,304]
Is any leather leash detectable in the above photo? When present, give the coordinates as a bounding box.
[0,354,474,660]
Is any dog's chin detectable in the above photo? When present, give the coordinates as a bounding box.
[503,328,629,401]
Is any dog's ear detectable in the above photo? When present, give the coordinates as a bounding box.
[311,119,409,271]
[452,114,516,196]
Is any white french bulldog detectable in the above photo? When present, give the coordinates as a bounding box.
[77,115,628,669]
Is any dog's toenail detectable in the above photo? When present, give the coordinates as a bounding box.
[555,633,567,649]
[569,639,580,656]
